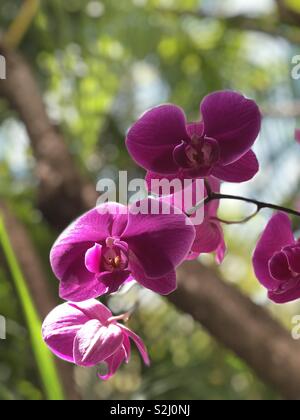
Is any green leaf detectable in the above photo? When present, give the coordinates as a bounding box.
[0,215,64,401]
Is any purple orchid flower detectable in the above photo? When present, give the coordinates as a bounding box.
[126,91,261,183]
[50,198,195,302]
[42,300,150,379]
[253,212,300,303]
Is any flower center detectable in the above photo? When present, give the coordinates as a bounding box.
[102,238,129,272]
[186,136,216,168]
[173,134,220,176]
[102,248,127,272]
[85,238,129,275]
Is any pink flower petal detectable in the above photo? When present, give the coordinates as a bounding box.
[192,221,223,254]
[73,320,123,367]
[120,325,150,366]
[50,203,128,283]
[186,122,204,137]
[216,230,227,264]
[58,260,107,302]
[268,251,291,283]
[268,286,300,304]
[42,302,90,363]
[126,104,190,174]
[69,300,112,324]
[129,252,177,295]
[212,150,259,182]
[99,348,126,380]
[97,270,132,295]
[123,198,195,279]
[253,213,295,290]
[122,333,131,363]
[283,245,300,274]
[201,91,261,165]
[85,243,102,274]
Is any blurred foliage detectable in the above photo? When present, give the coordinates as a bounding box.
[1,0,300,400]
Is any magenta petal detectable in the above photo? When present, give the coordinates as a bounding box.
[145,171,186,195]
[97,270,131,295]
[201,91,261,165]
[253,213,295,290]
[130,255,177,295]
[192,221,223,254]
[85,243,102,274]
[173,141,191,168]
[139,270,177,295]
[186,122,204,137]
[42,302,90,363]
[283,245,300,274]
[268,252,291,283]
[59,279,107,302]
[120,325,150,366]
[268,286,300,304]
[70,300,112,324]
[58,254,107,302]
[124,198,195,279]
[295,129,300,144]
[216,235,227,264]
[211,150,259,183]
[52,203,128,249]
[73,320,123,367]
[126,104,190,174]
[122,333,131,363]
[50,203,128,282]
[99,348,126,380]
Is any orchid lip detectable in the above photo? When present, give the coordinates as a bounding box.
[173,134,220,173]
[274,278,300,294]
[85,239,129,275]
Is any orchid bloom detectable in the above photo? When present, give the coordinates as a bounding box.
[50,198,195,302]
[253,212,300,303]
[42,300,149,379]
[126,91,261,183]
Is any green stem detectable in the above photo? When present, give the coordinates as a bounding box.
[0,215,64,401]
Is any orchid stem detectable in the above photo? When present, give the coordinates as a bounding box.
[189,192,300,224]
[202,192,300,219]
[211,208,260,225]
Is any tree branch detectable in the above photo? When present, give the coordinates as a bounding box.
[0,45,96,229]
[2,48,300,399]
[275,0,300,26]
[171,261,300,400]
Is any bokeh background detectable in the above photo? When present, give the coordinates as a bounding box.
[1,0,300,400]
